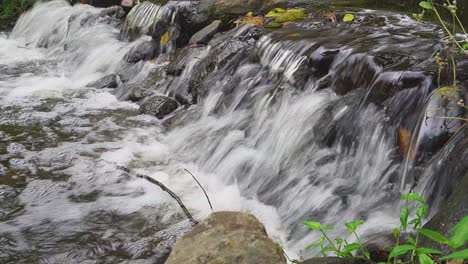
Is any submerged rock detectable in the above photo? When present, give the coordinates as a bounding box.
[189,20,222,45]
[139,95,179,119]
[166,211,286,264]
[86,74,120,89]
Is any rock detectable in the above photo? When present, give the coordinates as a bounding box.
[6,142,26,155]
[125,40,160,63]
[0,164,7,176]
[189,20,222,45]
[166,211,286,264]
[139,96,179,119]
[300,257,371,264]
[198,0,288,22]
[86,74,120,89]
[420,170,468,254]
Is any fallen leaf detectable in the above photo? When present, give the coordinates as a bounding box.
[266,8,286,18]
[235,15,264,26]
[398,127,416,159]
[274,9,307,23]
[264,22,282,28]
[160,31,169,47]
[324,11,337,22]
[343,13,355,23]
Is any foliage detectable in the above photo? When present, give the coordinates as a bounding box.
[0,0,34,27]
[302,192,468,263]
[414,0,468,122]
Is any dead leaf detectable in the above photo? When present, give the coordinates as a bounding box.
[324,11,337,22]
[235,15,264,26]
[160,31,169,47]
[398,127,416,159]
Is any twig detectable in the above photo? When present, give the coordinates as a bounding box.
[184,169,213,211]
[117,165,198,225]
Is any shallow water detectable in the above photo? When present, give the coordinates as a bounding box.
[0,1,457,263]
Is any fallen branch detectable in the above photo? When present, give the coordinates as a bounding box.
[116,165,198,225]
[185,169,213,211]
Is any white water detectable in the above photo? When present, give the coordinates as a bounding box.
[0,1,445,263]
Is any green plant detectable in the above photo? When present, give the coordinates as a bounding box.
[415,1,468,123]
[302,192,468,264]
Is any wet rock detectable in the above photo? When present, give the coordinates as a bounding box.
[198,0,288,22]
[125,40,160,63]
[7,143,26,155]
[0,164,7,176]
[333,54,381,95]
[189,20,222,45]
[86,74,120,89]
[420,170,468,254]
[300,257,371,264]
[166,211,286,264]
[139,96,179,119]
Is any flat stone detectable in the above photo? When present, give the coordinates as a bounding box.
[139,95,179,119]
[189,20,222,45]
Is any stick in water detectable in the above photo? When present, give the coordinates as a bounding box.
[184,169,213,211]
[116,165,198,225]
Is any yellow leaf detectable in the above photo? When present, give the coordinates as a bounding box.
[343,13,355,22]
[264,22,282,28]
[266,7,286,17]
[160,31,169,47]
[274,10,306,23]
[246,11,253,17]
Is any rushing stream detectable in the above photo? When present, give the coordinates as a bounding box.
[0,1,462,263]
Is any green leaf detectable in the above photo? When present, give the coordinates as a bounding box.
[415,248,443,255]
[324,224,334,230]
[418,229,449,244]
[265,7,286,18]
[335,238,344,244]
[345,220,364,233]
[323,246,337,252]
[463,43,468,50]
[342,243,361,253]
[304,221,322,230]
[305,242,321,250]
[407,235,416,245]
[274,9,307,23]
[264,22,282,28]
[419,1,433,10]
[450,216,468,248]
[440,249,468,260]
[416,204,428,218]
[388,245,415,259]
[343,13,354,22]
[418,254,434,264]
[392,228,400,238]
[401,193,426,204]
[400,207,409,230]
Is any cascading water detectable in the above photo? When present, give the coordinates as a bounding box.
[0,1,463,263]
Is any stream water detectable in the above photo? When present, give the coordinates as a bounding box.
[0,1,460,263]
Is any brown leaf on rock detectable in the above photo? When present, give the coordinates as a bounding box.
[324,11,337,22]
[398,127,416,160]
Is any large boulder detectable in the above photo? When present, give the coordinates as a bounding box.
[124,40,160,63]
[166,211,286,264]
[139,95,179,119]
[86,74,120,88]
[300,257,371,264]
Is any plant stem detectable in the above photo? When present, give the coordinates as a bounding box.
[430,0,465,51]
[320,230,340,253]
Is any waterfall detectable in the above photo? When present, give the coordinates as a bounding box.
[0,1,462,263]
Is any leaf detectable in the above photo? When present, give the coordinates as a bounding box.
[274,9,307,23]
[415,248,443,255]
[345,220,364,233]
[265,7,286,17]
[264,22,282,28]
[246,11,253,17]
[463,43,468,50]
[419,1,433,10]
[323,246,336,252]
[335,238,344,244]
[393,228,400,238]
[305,242,321,250]
[450,216,468,248]
[407,235,416,245]
[440,249,468,260]
[343,13,355,23]
[237,16,264,26]
[416,204,428,218]
[418,254,434,264]
[160,31,169,47]
[400,207,409,230]
[324,11,337,22]
[398,128,416,159]
[304,221,322,230]
[324,224,334,230]
[389,244,415,259]
[401,193,426,204]
[418,229,449,244]
[342,243,361,253]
